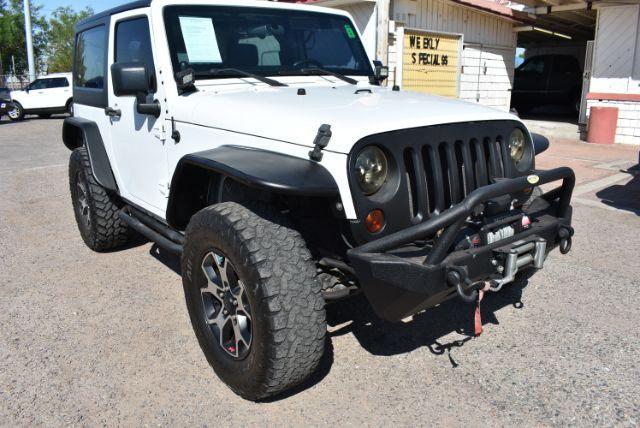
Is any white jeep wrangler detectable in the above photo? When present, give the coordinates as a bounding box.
[64,0,575,400]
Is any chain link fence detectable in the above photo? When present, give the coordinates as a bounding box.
[0,75,31,90]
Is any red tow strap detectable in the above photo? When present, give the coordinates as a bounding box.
[474,282,491,337]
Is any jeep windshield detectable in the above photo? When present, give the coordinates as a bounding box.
[164,6,373,81]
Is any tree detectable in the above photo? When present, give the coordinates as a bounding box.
[45,6,93,73]
[0,0,48,78]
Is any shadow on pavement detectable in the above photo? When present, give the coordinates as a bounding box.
[595,163,640,216]
[326,272,531,367]
[149,243,531,399]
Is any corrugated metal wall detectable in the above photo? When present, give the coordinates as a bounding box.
[591,4,640,94]
[390,0,516,110]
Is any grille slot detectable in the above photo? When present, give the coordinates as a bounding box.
[413,137,506,215]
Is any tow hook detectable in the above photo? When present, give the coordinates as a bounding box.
[448,267,484,304]
[558,226,574,254]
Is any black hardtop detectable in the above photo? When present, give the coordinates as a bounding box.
[76,0,151,31]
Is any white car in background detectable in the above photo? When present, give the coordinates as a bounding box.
[8,72,74,121]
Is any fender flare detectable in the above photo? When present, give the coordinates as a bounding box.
[62,117,118,192]
[166,145,340,229]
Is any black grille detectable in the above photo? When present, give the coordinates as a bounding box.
[403,137,506,218]
[348,120,529,244]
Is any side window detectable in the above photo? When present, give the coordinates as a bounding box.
[28,79,48,90]
[554,56,580,74]
[49,77,69,88]
[115,17,156,90]
[75,26,107,89]
[519,57,547,75]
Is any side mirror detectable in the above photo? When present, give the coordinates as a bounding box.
[531,133,549,155]
[370,60,389,84]
[111,62,160,118]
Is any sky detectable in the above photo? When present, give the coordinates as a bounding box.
[36,0,130,17]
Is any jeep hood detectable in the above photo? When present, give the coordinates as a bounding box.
[175,84,521,155]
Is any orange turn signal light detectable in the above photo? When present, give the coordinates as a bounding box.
[365,209,385,234]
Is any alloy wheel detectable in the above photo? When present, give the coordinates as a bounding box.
[8,106,20,119]
[76,176,91,228]
[200,250,253,359]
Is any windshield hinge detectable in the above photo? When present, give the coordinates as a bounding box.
[309,124,332,162]
[153,121,166,142]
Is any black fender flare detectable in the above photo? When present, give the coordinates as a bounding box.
[62,117,118,192]
[166,145,340,229]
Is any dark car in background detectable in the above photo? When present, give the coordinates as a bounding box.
[0,87,14,119]
[511,54,582,115]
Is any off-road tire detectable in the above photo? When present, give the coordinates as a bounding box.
[69,147,129,251]
[8,102,24,121]
[182,201,326,401]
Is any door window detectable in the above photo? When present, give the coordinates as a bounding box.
[115,17,156,91]
[75,26,107,89]
[28,79,49,90]
[518,56,547,75]
[553,56,580,74]
[49,77,70,88]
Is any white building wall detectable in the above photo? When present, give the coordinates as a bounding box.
[586,4,640,145]
[590,4,640,94]
[389,0,516,111]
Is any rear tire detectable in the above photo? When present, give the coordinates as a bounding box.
[182,202,326,401]
[69,147,130,251]
[7,102,24,121]
[66,99,73,116]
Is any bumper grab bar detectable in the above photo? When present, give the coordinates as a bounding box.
[349,167,575,263]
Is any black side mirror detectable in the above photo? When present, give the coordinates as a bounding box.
[111,62,160,118]
[369,60,389,85]
[531,133,550,155]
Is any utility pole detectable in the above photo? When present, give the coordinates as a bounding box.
[23,0,36,81]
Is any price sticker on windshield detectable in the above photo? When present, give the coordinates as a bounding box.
[344,24,356,39]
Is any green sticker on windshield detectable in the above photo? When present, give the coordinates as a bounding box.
[344,24,356,39]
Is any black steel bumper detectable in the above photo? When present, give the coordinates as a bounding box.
[347,167,575,322]
[0,100,13,115]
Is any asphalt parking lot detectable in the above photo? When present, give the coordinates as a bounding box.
[1,116,639,426]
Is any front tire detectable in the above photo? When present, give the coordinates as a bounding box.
[182,202,326,401]
[7,102,24,121]
[69,147,130,251]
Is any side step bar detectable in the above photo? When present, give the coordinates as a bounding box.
[118,207,184,255]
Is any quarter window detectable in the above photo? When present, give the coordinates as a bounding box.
[75,26,107,89]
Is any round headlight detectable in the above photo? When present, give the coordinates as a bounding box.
[509,128,526,163]
[354,146,388,195]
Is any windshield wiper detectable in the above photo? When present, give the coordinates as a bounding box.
[281,68,358,85]
[208,68,287,87]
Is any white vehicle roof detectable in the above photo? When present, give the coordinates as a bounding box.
[38,72,72,79]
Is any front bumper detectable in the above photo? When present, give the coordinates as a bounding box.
[0,100,13,115]
[347,167,575,322]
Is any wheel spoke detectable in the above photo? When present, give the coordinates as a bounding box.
[200,253,226,298]
[212,253,230,287]
[233,316,251,349]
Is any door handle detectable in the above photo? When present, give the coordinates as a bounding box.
[104,107,121,118]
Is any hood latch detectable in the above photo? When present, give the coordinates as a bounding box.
[309,124,332,162]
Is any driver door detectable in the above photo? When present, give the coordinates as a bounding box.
[106,13,169,215]
[21,79,49,109]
